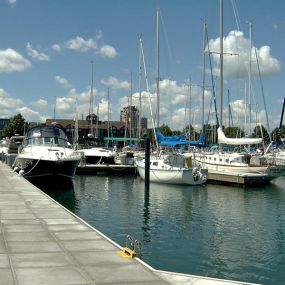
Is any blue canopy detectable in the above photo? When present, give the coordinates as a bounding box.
[155,128,205,147]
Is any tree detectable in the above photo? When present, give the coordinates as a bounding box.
[252,125,270,144]
[2,114,27,138]
[160,124,172,136]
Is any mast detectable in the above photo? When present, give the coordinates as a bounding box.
[219,0,224,129]
[248,21,252,135]
[156,7,160,129]
[130,71,133,139]
[138,35,143,140]
[202,21,206,133]
[89,60,94,136]
[107,88,110,139]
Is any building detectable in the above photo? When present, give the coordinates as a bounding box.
[46,117,129,146]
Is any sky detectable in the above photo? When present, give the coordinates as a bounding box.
[1,0,285,134]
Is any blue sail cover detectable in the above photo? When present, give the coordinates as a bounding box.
[156,128,205,147]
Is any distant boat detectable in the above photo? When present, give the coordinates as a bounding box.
[0,138,9,162]
[13,124,81,180]
[135,153,208,185]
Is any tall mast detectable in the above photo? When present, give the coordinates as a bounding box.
[130,71,133,139]
[248,21,252,135]
[107,88,110,139]
[219,0,224,129]
[138,35,143,139]
[156,7,160,129]
[89,60,94,136]
[202,21,206,132]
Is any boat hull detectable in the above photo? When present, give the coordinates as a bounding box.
[14,157,80,180]
[136,164,207,185]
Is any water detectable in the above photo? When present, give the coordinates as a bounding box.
[34,175,285,285]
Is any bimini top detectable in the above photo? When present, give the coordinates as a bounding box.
[217,127,263,145]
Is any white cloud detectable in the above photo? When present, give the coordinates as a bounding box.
[0,88,23,108]
[98,45,118,58]
[56,97,76,114]
[0,48,31,73]
[207,30,280,78]
[52,32,118,59]
[55,75,72,90]
[26,42,50,61]
[101,76,130,90]
[7,0,16,5]
[16,107,45,123]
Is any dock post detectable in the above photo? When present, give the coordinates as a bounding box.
[144,137,150,191]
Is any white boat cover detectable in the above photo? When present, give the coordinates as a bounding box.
[217,127,263,145]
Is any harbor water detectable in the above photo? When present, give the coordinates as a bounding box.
[34,174,285,285]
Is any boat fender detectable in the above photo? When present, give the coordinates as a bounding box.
[19,170,25,176]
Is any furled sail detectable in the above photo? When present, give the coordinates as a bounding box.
[217,127,263,145]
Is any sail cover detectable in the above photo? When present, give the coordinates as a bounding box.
[217,127,263,145]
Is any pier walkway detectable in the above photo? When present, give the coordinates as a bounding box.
[0,162,260,285]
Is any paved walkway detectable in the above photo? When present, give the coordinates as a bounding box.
[0,162,260,285]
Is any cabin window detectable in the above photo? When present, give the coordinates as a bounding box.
[153,162,158,166]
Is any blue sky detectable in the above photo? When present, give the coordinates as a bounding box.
[1,0,285,133]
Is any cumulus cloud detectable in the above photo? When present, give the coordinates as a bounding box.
[0,88,23,108]
[207,30,280,78]
[55,75,72,90]
[0,48,31,73]
[98,45,118,58]
[52,32,118,59]
[101,76,130,90]
[16,107,45,123]
[7,0,16,5]
[26,43,50,61]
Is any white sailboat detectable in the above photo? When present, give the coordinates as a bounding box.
[190,0,285,184]
[78,62,116,165]
[136,153,207,185]
[135,8,208,185]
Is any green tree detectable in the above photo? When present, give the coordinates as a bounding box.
[2,114,27,138]
[224,126,244,138]
[160,124,172,136]
[271,125,285,140]
[252,125,270,144]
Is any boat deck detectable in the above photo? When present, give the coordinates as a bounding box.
[0,162,261,285]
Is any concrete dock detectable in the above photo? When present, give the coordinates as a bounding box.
[0,162,261,285]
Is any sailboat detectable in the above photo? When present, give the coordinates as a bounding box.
[190,0,285,184]
[134,8,208,185]
[78,62,116,165]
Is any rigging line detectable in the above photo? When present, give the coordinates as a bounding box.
[253,44,272,142]
[140,37,158,148]
[205,24,220,127]
[231,0,242,31]
[159,9,174,78]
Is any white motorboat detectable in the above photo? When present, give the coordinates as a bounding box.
[135,153,208,185]
[13,124,81,180]
[0,138,9,162]
[77,135,116,165]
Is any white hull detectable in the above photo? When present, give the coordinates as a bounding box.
[190,152,285,180]
[135,155,207,185]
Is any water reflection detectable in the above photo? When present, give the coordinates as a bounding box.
[30,178,78,213]
[35,174,285,285]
